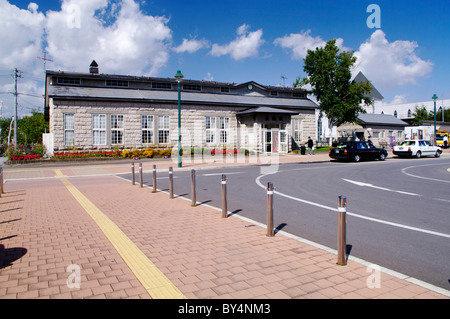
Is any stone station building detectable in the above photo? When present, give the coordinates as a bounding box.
[44,61,318,154]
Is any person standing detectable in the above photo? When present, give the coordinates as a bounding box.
[307,137,314,155]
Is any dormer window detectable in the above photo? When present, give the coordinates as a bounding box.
[183,84,201,91]
[293,92,306,98]
[106,80,128,87]
[152,82,172,89]
[57,77,81,85]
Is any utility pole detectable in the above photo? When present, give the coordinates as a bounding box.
[281,75,287,87]
[14,68,21,146]
[37,50,53,73]
[0,100,2,136]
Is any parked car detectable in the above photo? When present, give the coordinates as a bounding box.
[329,141,388,162]
[393,140,442,158]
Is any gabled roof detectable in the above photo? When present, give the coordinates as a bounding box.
[353,71,384,101]
[234,81,266,90]
[237,106,299,116]
[47,86,319,109]
[357,113,408,127]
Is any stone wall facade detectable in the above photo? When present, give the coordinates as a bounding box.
[50,98,317,153]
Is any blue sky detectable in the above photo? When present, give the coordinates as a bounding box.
[1,0,449,118]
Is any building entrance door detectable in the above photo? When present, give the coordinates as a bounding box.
[262,124,287,153]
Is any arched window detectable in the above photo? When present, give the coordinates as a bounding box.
[407,109,412,117]
[394,110,397,118]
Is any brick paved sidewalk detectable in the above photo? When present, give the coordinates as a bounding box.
[0,163,448,299]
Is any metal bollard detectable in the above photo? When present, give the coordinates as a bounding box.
[191,169,197,206]
[131,162,135,185]
[0,168,2,198]
[337,196,347,266]
[139,163,143,188]
[152,165,157,193]
[266,182,274,237]
[169,167,174,199]
[0,166,3,194]
[221,175,227,218]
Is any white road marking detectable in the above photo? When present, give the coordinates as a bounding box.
[201,172,243,177]
[342,179,420,196]
[401,162,450,183]
[255,173,450,239]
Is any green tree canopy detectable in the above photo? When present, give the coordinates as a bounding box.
[0,112,48,153]
[295,39,373,125]
[410,105,429,125]
[17,111,49,144]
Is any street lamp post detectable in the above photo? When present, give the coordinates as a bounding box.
[174,70,184,168]
[432,94,438,146]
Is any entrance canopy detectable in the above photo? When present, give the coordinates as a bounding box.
[237,106,299,116]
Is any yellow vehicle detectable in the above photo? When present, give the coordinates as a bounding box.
[436,131,449,148]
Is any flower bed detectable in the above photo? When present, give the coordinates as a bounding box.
[9,154,41,161]
[5,143,46,163]
[121,148,172,159]
[210,148,249,156]
[52,151,122,159]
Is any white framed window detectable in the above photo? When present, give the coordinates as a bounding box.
[205,116,216,144]
[219,117,229,144]
[293,119,303,142]
[141,115,154,144]
[111,115,124,145]
[158,115,170,144]
[64,113,75,146]
[92,114,106,145]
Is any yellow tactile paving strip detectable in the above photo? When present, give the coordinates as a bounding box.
[55,169,186,299]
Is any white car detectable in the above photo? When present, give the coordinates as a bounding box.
[393,140,442,158]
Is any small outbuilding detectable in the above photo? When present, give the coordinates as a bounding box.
[337,113,408,148]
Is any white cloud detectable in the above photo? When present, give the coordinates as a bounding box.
[209,24,264,60]
[0,0,174,117]
[274,30,347,60]
[203,72,213,81]
[173,38,210,54]
[275,29,433,92]
[45,0,173,76]
[0,0,45,72]
[0,1,47,116]
[388,94,408,105]
[353,30,433,90]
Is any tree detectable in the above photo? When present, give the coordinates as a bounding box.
[295,39,373,141]
[17,111,49,145]
[410,105,429,125]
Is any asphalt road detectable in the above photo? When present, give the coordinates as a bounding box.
[126,155,450,291]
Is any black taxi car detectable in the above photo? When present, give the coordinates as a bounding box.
[329,141,388,162]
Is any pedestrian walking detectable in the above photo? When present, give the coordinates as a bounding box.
[307,137,314,155]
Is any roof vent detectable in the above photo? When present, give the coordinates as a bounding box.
[89,60,99,74]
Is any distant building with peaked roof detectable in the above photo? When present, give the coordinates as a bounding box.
[318,71,410,147]
[353,71,384,101]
